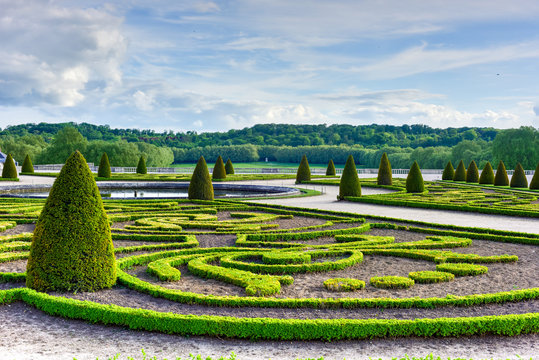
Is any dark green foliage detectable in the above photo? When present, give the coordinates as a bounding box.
[97,153,111,178]
[406,161,424,193]
[453,160,466,181]
[21,154,34,174]
[325,159,336,176]
[188,156,214,200]
[510,163,528,188]
[494,160,509,186]
[479,162,494,184]
[465,160,479,183]
[338,155,361,200]
[1,154,18,179]
[295,154,311,184]
[136,155,147,174]
[377,152,392,185]
[26,151,116,292]
[225,159,235,175]
[212,156,226,180]
[530,162,539,190]
[441,161,454,180]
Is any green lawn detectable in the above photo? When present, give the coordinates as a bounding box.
[171,161,345,170]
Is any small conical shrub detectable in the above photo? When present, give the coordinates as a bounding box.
[97,153,111,178]
[453,160,466,181]
[494,160,509,186]
[510,163,528,188]
[212,155,226,180]
[26,151,116,292]
[188,156,214,200]
[338,155,361,200]
[295,154,311,184]
[136,155,147,174]
[225,159,235,175]
[406,161,424,193]
[466,160,479,183]
[479,162,494,184]
[377,152,392,185]
[442,161,454,180]
[326,159,336,176]
[529,162,539,190]
[21,154,34,174]
[2,154,18,179]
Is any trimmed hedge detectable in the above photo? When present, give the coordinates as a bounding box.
[2,154,17,179]
[377,152,392,185]
[98,152,111,178]
[478,162,494,184]
[465,160,479,183]
[408,271,454,284]
[435,263,488,276]
[212,155,227,180]
[453,160,466,181]
[225,159,235,175]
[339,155,361,199]
[21,154,34,174]
[494,160,509,186]
[324,278,365,292]
[370,276,414,289]
[136,155,147,174]
[441,161,454,180]
[262,252,311,265]
[296,154,311,184]
[510,163,528,188]
[530,162,539,190]
[188,156,214,200]
[406,161,424,193]
[325,159,336,176]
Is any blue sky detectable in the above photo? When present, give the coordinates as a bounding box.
[0,0,538,132]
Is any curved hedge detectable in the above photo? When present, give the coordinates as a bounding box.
[406,161,424,193]
[324,278,365,292]
[510,163,528,188]
[442,161,454,180]
[21,154,34,174]
[479,162,494,184]
[494,160,509,186]
[339,155,361,199]
[466,160,479,183]
[409,271,454,284]
[377,152,392,185]
[188,156,214,200]
[370,276,414,289]
[97,152,111,178]
[435,263,488,276]
[295,154,311,184]
[453,160,466,181]
[326,159,336,176]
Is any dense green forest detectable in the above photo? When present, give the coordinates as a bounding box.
[0,122,537,169]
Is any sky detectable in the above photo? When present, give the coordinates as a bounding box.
[0,0,538,133]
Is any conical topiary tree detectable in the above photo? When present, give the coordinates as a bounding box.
[338,155,361,200]
[479,162,494,185]
[97,152,111,178]
[26,151,116,292]
[21,154,34,174]
[494,160,509,186]
[326,159,336,176]
[442,161,454,180]
[466,160,479,183]
[406,161,424,193]
[529,162,539,190]
[225,158,235,175]
[453,160,466,181]
[2,154,18,179]
[188,156,214,200]
[295,154,311,184]
[136,155,147,174]
[377,152,392,185]
[212,155,226,180]
[510,163,528,188]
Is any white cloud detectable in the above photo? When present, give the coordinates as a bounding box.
[132,90,155,111]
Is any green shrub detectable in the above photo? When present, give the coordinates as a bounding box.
[225,159,235,175]
[295,154,311,183]
[479,162,494,184]
[324,278,365,292]
[325,159,336,176]
[188,156,214,200]
[530,162,539,190]
[212,155,227,180]
[494,160,509,186]
[338,155,361,199]
[510,163,528,188]
[453,160,466,181]
[21,154,34,174]
[25,151,116,292]
[262,252,311,265]
[136,155,147,174]
[406,161,424,193]
[465,160,479,183]
[1,154,18,179]
[408,271,454,284]
[377,152,392,185]
[441,161,454,180]
[370,276,414,289]
[435,263,488,276]
[97,152,111,178]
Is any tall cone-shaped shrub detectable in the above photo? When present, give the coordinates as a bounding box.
[406,161,424,193]
[212,155,226,180]
[453,160,466,181]
[97,153,111,178]
[529,162,539,190]
[494,160,509,186]
[225,159,235,175]
[442,161,454,180]
[479,162,495,184]
[295,154,311,184]
[21,154,34,174]
[326,159,336,176]
[26,151,116,292]
[377,152,392,185]
[136,155,147,174]
[466,160,479,183]
[2,154,18,179]
[188,156,214,200]
[510,163,528,188]
[338,155,361,200]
